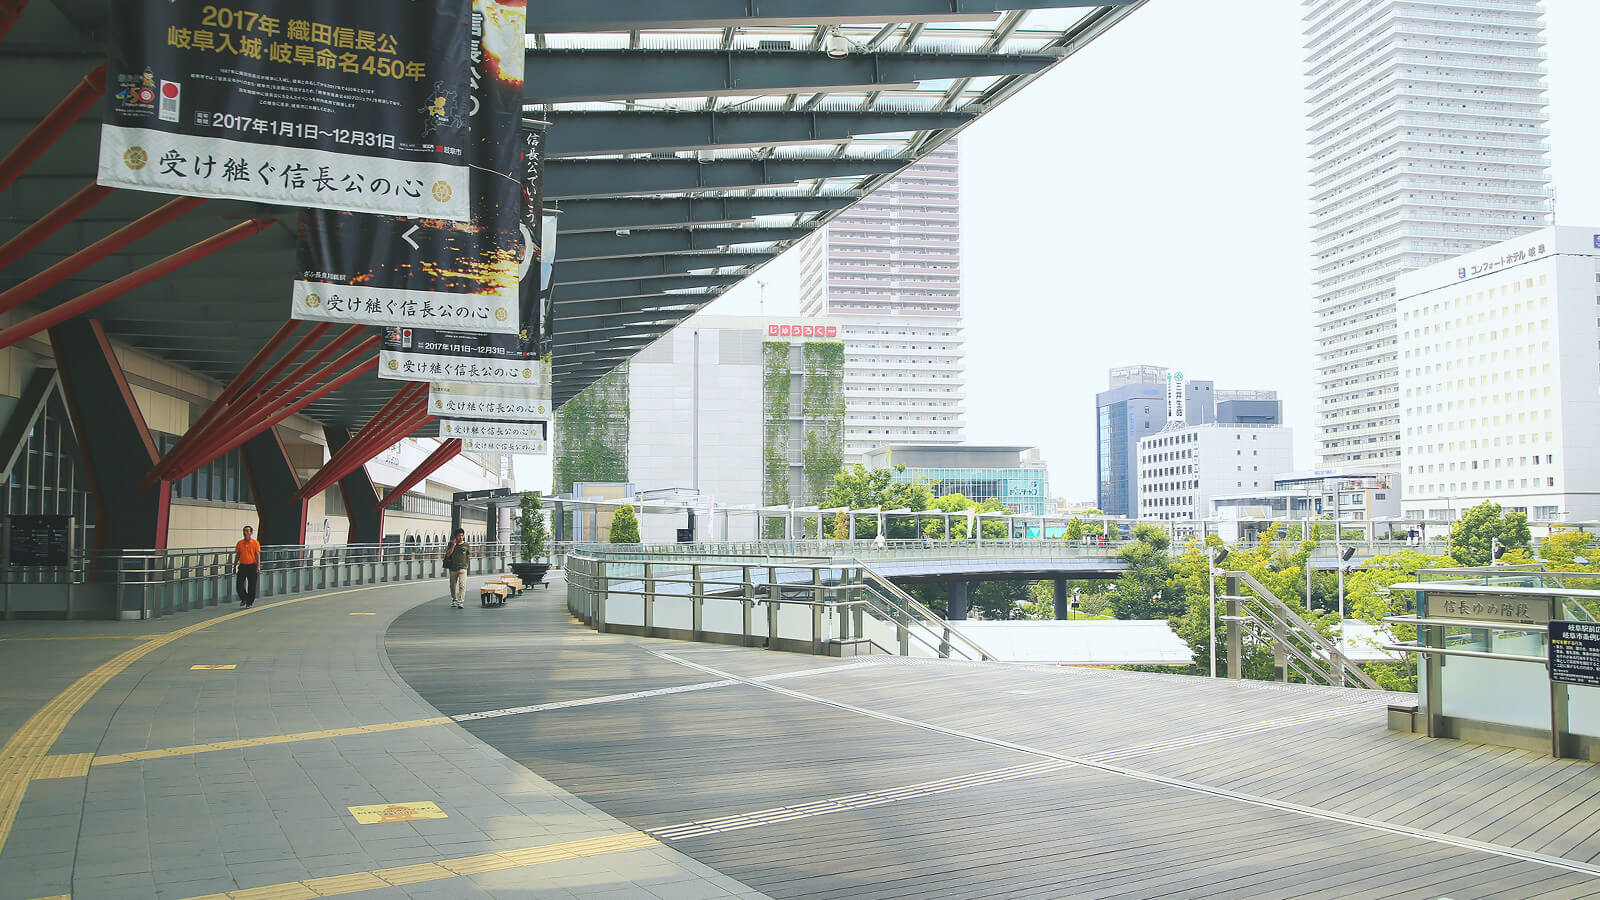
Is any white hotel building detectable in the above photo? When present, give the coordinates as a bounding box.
[1138,424,1295,522]
[798,142,965,462]
[1305,0,1551,467]
[1397,226,1600,522]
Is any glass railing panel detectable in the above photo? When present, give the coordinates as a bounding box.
[654,595,695,631]
[701,598,745,636]
[607,592,645,627]
[1567,684,1600,740]
[1437,625,1550,731]
[774,602,814,642]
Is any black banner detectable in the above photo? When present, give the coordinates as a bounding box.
[1550,621,1600,687]
[292,0,525,333]
[98,0,470,218]
[378,124,553,375]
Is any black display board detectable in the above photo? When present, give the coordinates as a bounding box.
[1549,620,1600,687]
[8,515,73,567]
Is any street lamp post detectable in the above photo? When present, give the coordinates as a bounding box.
[1208,546,1229,679]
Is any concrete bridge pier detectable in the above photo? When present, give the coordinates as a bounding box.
[1053,577,1069,620]
[948,581,968,620]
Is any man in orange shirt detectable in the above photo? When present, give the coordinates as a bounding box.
[234,525,261,608]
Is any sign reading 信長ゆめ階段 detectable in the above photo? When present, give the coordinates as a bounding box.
[291,2,527,334]
[98,0,470,219]
[428,381,549,422]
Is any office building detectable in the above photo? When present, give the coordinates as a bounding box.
[863,444,1050,516]
[798,141,965,461]
[1396,226,1600,522]
[1210,467,1400,521]
[1138,424,1295,522]
[623,314,847,511]
[1305,0,1551,466]
[1095,366,1282,516]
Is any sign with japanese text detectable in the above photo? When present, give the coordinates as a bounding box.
[1549,621,1600,687]
[439,419,547,441]
[428,382,550,421]
[460,435,548,455]
[99,0,470,218]
[1428,592,1550,626]
[291,0,525,333]
[381,327,553,387]
[767,323,838,338]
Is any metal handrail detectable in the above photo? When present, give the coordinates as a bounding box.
[1223,569,1382,690]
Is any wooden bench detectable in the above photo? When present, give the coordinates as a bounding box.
[499,575,523,595]
[480,582,510,607]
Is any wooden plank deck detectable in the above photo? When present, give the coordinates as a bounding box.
[386,585,1600,898]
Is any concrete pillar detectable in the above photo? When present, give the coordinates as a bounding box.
[948,580,968,620]
[1053,576,1069,620]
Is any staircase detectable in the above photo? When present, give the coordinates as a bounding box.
[1219,570,1382,690]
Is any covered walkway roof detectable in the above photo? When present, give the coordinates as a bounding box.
[0,1,1143,420]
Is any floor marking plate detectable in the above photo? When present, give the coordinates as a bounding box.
[348,801,447,824]
[348,612,377,616]
[189,664,236,670]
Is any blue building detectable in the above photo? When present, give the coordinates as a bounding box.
[863,445,1050,516]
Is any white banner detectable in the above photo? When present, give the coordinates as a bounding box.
[428,381,550,421]
[384,343,550,384]
[99,125,469,219]
[296,282,516,334]
[439,419,546,440]
[461,436,548,455]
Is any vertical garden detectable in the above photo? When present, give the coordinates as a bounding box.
[801,341,845,502]
[761,342,792,511]
[553,362,630,494]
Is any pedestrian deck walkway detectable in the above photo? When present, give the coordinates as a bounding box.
[5,575,1600,898]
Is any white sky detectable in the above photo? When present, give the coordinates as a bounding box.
[522,0,1600,499]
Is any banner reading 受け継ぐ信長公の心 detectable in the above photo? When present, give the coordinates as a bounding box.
[98,1,471,219]
[439,419,546,442]
[291,1,526,334]
[428,382,549,422]
[381,328,552,386]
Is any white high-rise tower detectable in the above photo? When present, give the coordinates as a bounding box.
[1305,0,1550,466]
[799,141,966,462]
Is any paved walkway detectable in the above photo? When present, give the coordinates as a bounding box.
[6,573,1600,898]
[0,577,764,900]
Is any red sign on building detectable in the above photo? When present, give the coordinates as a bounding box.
[769,323,838,338]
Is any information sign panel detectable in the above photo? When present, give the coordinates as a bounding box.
[1549,620,1600,687]
[8,515,73,567]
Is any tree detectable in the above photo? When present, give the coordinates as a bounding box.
[969,581,1032,620]
[1110,524,1182,620]
[608,504,640,543]
[515,492,549,562]
[1448,500,1531,566]
[1540,525,1599,572]
[819,464,933,538]
[829,510,850,540]
[1065,518,1084,541]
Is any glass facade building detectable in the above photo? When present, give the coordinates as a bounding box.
[863,444,1049,516]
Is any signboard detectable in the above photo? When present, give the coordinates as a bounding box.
[291,0,526,333]
[1549,621,1600,687]
[428,381,549,421]
[767,322,838,339]
[379,326,553,386]
[1429,592,1550,626]
[460,435,547,455]
[98,0,470,218]
[439,419,547,441]
[8,515,73,567]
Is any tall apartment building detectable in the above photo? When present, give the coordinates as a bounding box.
[798,141,965,461]
[1396,226,1600,522]
[1304,0,1550,467]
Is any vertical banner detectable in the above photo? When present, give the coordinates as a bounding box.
[291,0,526,332]
[99,1,470,218]
[379,124,552,377]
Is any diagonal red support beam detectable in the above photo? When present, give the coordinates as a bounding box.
[373,439,461,513]
[0,217,273,351]
[0,184,114,273]
[0,195,206,318]
[0,0,32,43]
[183,319,300,441]
[162,354,380,485]
[0,64,101,193]
[334,382,428,461]
[157,332,377,482]
[297,399,431,502]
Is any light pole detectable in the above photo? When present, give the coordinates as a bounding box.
[1337,545,1355,619]
[1208,546,1229,679]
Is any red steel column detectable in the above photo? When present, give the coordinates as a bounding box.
[0,0,33,43]
[373,440,461,512]
[0,184,114,272]
[0,64,103,193]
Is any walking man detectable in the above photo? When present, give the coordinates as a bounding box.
[234,525,261,608]
[443,528,469,609]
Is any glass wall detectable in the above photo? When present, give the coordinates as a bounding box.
[153,432,252,505]
[889,465,1050,515]
[3,395,96,556]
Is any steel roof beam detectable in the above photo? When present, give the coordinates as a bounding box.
[558,225,813,261]
[545,110,974,158]
[526,49,1055,104]
[528,1,1127,32]
[554,313,697,344]
[545,155,906,200]
[553,252,776,285]
[556,275,743,304]
[557,293,729,321]
[555,196,853,233]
